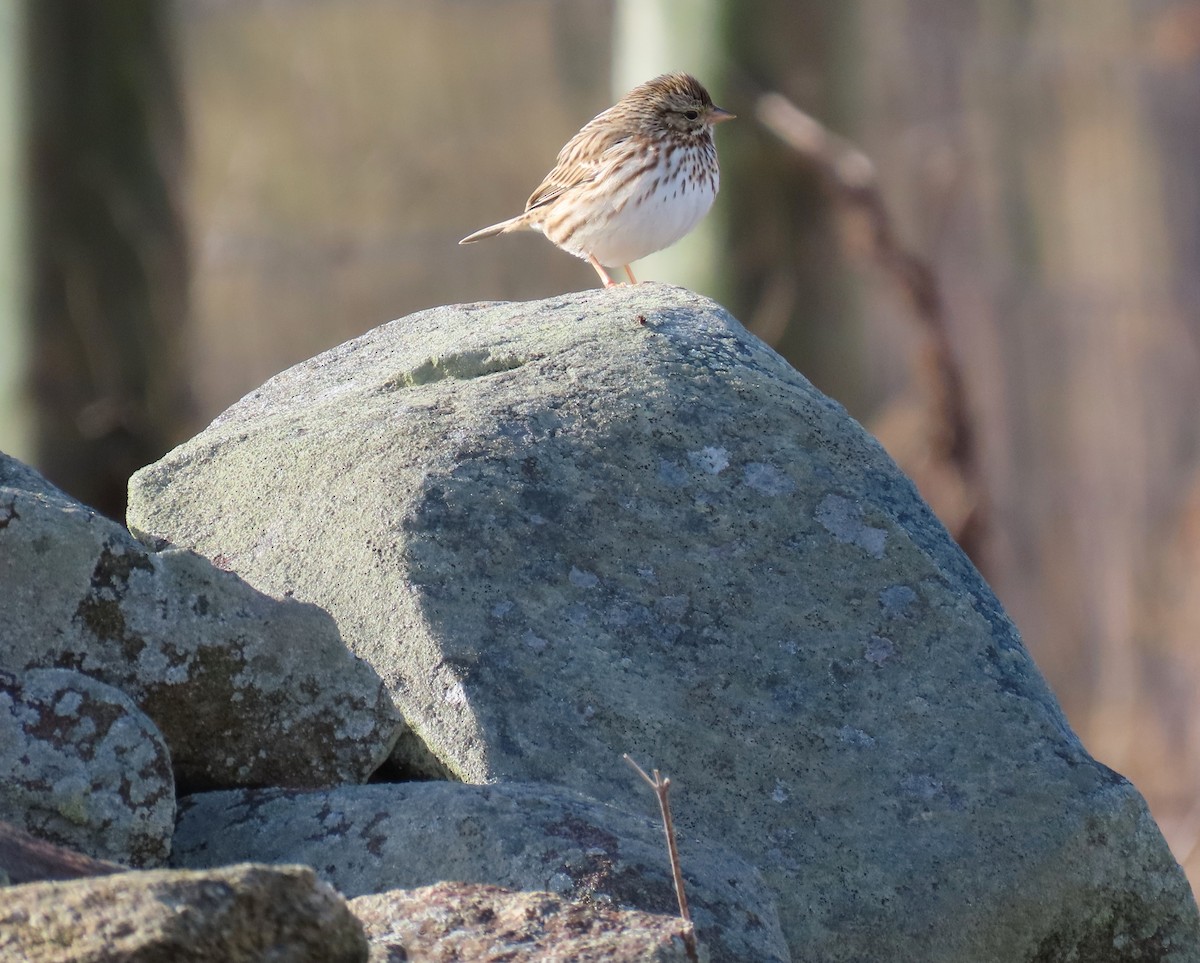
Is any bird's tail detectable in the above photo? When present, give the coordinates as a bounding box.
[458,213,532,245]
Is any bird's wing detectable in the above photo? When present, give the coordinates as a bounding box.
[524,108,637,212]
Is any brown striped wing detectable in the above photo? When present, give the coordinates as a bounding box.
[524,106,640,213]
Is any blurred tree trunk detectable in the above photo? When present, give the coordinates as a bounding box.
[27,1,191,519]
[0,0,28,460]
[855,0,1200,886]
[612,0,729,297]
[720,2,873,413]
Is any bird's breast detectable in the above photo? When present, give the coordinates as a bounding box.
[544,141,719,267]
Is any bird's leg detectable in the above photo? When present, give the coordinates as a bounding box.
[588,254,619,289]
[624,265,638,285]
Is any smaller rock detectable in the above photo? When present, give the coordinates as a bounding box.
[171,781,788,963]
[0,863,368,962]
[351,881,704,962]
[0,453,405,791]
[0,819,126,885]
[0,668,174,866]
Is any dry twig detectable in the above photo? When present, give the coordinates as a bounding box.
[756,91,987,558]
[623,754,698,962]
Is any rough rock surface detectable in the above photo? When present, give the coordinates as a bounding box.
[351,880,702,962]
[170,781,786,963]
[0,862,367,962]
[0,668,174,866]
[0,452,403,790]
[127,286,1200,961]
[0,819,126,886]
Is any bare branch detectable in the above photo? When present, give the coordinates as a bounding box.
[623,754,697,961]
[756,91,987,559]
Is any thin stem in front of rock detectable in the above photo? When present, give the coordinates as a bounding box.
[623,752,696,961]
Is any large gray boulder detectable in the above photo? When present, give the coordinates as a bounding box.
[127,286,1200,962]
[0,452,402,790]
[170,781,786,962]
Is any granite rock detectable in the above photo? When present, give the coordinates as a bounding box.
[127,287,1200,961]
[171,781,787,963]
[0,452,403,790]
[0,862,367,962]
[350,881,703,962]
[0,667,174,866]
[0,819,126,886]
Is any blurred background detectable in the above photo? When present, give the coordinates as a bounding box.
[2,0,1199,893]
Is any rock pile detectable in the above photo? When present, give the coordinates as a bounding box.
[2,286,1196,960]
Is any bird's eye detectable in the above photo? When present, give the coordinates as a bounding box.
[684,109,700,121]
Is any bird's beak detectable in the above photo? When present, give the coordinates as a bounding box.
[710,106,736,124]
